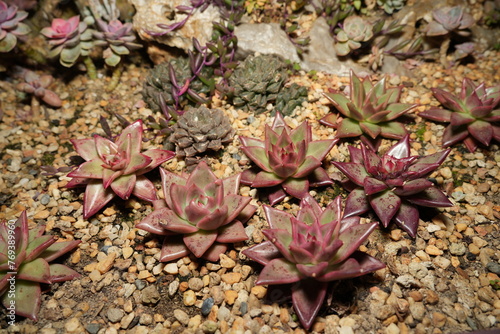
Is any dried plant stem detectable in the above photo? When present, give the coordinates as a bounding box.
[84,57,97,80]
[106,64,122,92]
[439,37,451,67]
[31,96,40,120]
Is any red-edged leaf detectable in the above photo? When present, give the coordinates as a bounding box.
[292,279,328,330]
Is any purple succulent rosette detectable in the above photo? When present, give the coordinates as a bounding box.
[66,120,175,219]
[16,70,62,108]
[240,112,337,205]
[0,0,30,52]
[426,6,474,36]
[333,135,453,237]
[136,162,256,262]
[0,211,81,320]
[243,195,384,330]
[419,78,500,153]
[320,70,417,150]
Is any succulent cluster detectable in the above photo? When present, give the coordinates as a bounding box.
[66,120,175,219]
[240,112,336,205]
[0,211,81,320]
[0,0,30,52]
[419,78,500,152]
[136,162,256,262]
[376,0,406,14]
[333,135,452,237]
[321,70,417,149]
[41,15,93,68]
[275,82,308,116]
[334,15,373,56]
[243,195,385,330]
[142,57,214,116]
[169,106,235,157]
[228,54,288,114]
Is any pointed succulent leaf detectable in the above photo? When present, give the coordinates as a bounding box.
[419,108,452,122]
[336,118,363,138]
[183,230,218,258]
[393,201,420,238]
[160,236,191,262]
[406,187,453,207]
[1,281,41,321]
[251,171,284,187]
[333,222,377,264]
[216,221,248,243]
[344,188,370,217]
[39,240,81,263]
[48,263,81,282]
[263,205,293,232]
[256,258,301,285]
[242,240,281,265]
[83,181,115,219]
[332,162,368,186]
[16,258,51,283]
[282,177,309,199]
[291,279,328,330]
[370,190,402,227]
[468,120,493,146]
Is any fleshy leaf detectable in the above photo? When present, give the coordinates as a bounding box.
[291,279,328,330]
[256,258,301,285]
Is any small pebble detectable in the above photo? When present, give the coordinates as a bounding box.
[202,298,214,316]
[107,308,124,323]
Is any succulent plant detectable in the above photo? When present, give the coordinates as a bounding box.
[320,70,417,150]
[376,0,405,14]
[169,106,235,157]
[16,70,62,108]
[136,162,256,262]
[334,15,373,56]
[228,54,288,114]
[0,0,30,52]
[419,78,500,152]
[0,211,81,320]
[142,57,213,115]
[92,18,142,67]
[275,83,308,116]
[240,112,337,205]
[41,15,93,68]
[243,195,385,330]
[426,6,474,37]
[66,120,175,219]
[332,135,452,237]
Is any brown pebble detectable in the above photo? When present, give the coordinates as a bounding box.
[179,281,189,292]
[251,285,267,299]
[224,290,238,305]
[408,291,423,302]
[425,290,439,305]
[221,272,241,284]
[33,210,50,219]
[425,245,443,256]
[432,312,447,327]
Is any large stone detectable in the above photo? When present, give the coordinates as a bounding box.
[131,0,220,51]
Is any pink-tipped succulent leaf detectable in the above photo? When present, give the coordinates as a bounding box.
[0,211,80,320]
[0,0,30,52]
[240,112,337,205]
[67,120,175,219]
[419,78,500,152]
[332,135,453,237]
[243,195,384,330]
[321,70,417,150]
[136,162,256,262]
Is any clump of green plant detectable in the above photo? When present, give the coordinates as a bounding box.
[0,211,81,320]
[321,70,417,149]
[0,0,30,53]
[377,0,406,14]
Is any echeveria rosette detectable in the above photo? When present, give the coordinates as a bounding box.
[242,195,384,330]
[321,70,417,150]
[333,135,453,238]
[0,211,81,320]
[0,0,30,52]
[426,6,475,37]
[66,120,175,219]
[419,78,500,153]
[240,112,337,205]
[136,162,256,262]
[41,15,93,68]
[93,19,142,67]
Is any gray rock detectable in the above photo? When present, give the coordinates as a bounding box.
[301,17,366,76]
[234,23,300,63]
[217,305,231,322]
[409,302,426,321]
[188,277,204,292]
[486,261,500,275]
[107,308,125,323]
[134,279,147,290]
[201,297,214,316]
[168,280,179,297]
[85,323,100,334]
[408,262,430,279]
[201,320,218,333]
[141,285,161,304]
[395,274,421,288]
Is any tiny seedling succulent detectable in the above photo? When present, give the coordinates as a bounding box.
[66,120,175,219]
[376,0,406,14]
[136,162,256,262]
[41,15,93,68]
[419,78,500,152]
[0,211,81,320]
[16,70,62,108]
[240,112,337,205]
[332,135,452,237]
[321,70,417,149]
[243,195,385,330]
[334,15,373,56]
[0,0,30,52]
